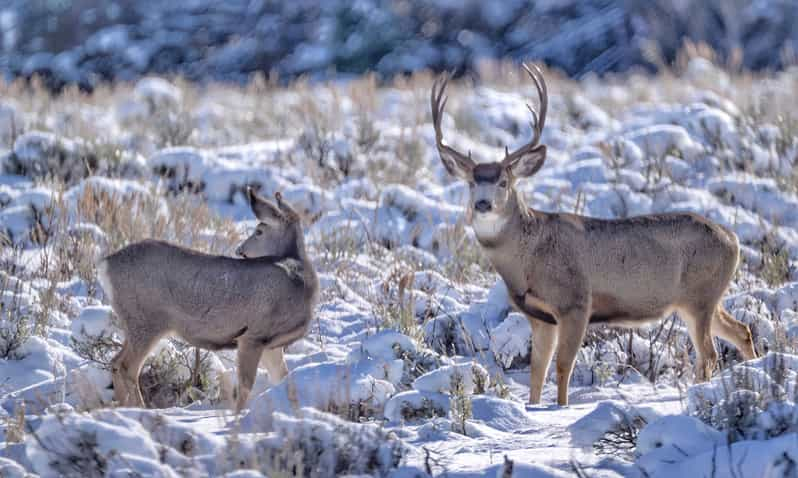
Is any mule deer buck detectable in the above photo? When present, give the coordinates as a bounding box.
[430,64,756,406]
[98,189,318,412]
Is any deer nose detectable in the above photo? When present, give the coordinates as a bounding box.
[474,200,492,212]
[236,247,246,258]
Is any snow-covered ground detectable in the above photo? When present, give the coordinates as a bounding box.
[1,59,798,476]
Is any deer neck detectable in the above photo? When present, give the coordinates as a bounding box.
[293,231,319,300]
[472,188,535,249]
[475,190,541,295]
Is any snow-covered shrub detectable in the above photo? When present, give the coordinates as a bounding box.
[69,305,227,408]
[569,400,657,459]
[348,330,445,389]
[449,370,473,435]
[27,406,165,477]
[0,101,21,147]
[0,276,38,359]
[138,340,227,408]
[383,390,450,424]
[149,147,211,195]
[636,414,727,467]
[119,77,193,148]
[490,312,531,369]
[4,131,96,184]
[134,77,184,112]
[258,408,406,478]
[69,305,121,369]
[242,360,397,430]
[412,362,489,395]
[0,457,28,478]
[26,406,220,477]
[688,353,798,442]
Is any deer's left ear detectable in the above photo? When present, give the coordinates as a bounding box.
[509,145,546,178]
[274,191,301,222]
[247,187,284,225]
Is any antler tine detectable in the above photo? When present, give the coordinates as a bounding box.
[523,62,548,134]
[504,62,549,166]
[430,72,471,165]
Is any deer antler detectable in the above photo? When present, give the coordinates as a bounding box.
[431,73,474,173]
[503,63,548,168]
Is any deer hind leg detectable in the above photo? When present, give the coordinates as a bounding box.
[236,339,265,413]
[554,306,590,406]
[712,306,757,360]
[682,304,719,382]
[528,319,557,404]
[260,348,289,385]
[112,327,164,407]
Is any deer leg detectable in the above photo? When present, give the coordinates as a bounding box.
[683,305,718,382]
[111,341,132,405]
[528,318,557,404]
[554,306,589,406]
[712,306,757,360]
[112,329,163,407]
[259,348,289,385]
[236,339,265,413]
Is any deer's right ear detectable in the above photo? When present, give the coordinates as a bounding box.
[247,187,284,225]
[438,149,474,180]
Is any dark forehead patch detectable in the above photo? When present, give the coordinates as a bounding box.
[473,163,502,183]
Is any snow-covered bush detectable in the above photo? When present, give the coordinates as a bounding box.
[4,131,95,184]
[348,330,446,389]
[490,312,531,369]
[241,360,397,430]
[257,408,406,478]
[26,406,220,476]
[412,362,489,395]
[569,400,658,458]
[383,390,450,424]
[688,353,798,441]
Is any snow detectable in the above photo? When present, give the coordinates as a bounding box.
[1,67,798,476]
[70,306,118,343]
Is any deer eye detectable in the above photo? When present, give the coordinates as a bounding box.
[499,180,507,188]
[255,229,263,236]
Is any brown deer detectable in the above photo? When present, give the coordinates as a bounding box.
[98,189,318,412]
[430,64,756,406]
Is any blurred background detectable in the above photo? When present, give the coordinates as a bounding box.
[2,0,797,91]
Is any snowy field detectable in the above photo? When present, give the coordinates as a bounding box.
[1,58,798,477]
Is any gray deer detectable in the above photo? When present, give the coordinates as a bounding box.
[98,189,318,411]
[430,64,756,406]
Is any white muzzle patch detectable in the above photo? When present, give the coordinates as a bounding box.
[471,211,507,241]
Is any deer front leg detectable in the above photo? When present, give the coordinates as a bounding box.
[236,339,265,413]
[554,305,589,406]
[528,318,557,404]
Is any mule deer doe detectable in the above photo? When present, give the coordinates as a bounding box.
[430,64,756,406]
[98,189,318,412]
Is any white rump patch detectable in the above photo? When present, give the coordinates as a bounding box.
[96,259,114,304]
[471,212,508,241]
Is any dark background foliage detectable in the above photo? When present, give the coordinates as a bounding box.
[2,0,797,90]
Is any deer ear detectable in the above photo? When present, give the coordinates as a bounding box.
[274,191,300,221]
[247,187,284,225]
[439,149,474,179]
[509,145,546,178]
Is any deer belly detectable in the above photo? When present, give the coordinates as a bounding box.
[589,291,671,325]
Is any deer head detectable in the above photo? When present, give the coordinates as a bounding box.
[431,64,548,232]
[236,188,302,259]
